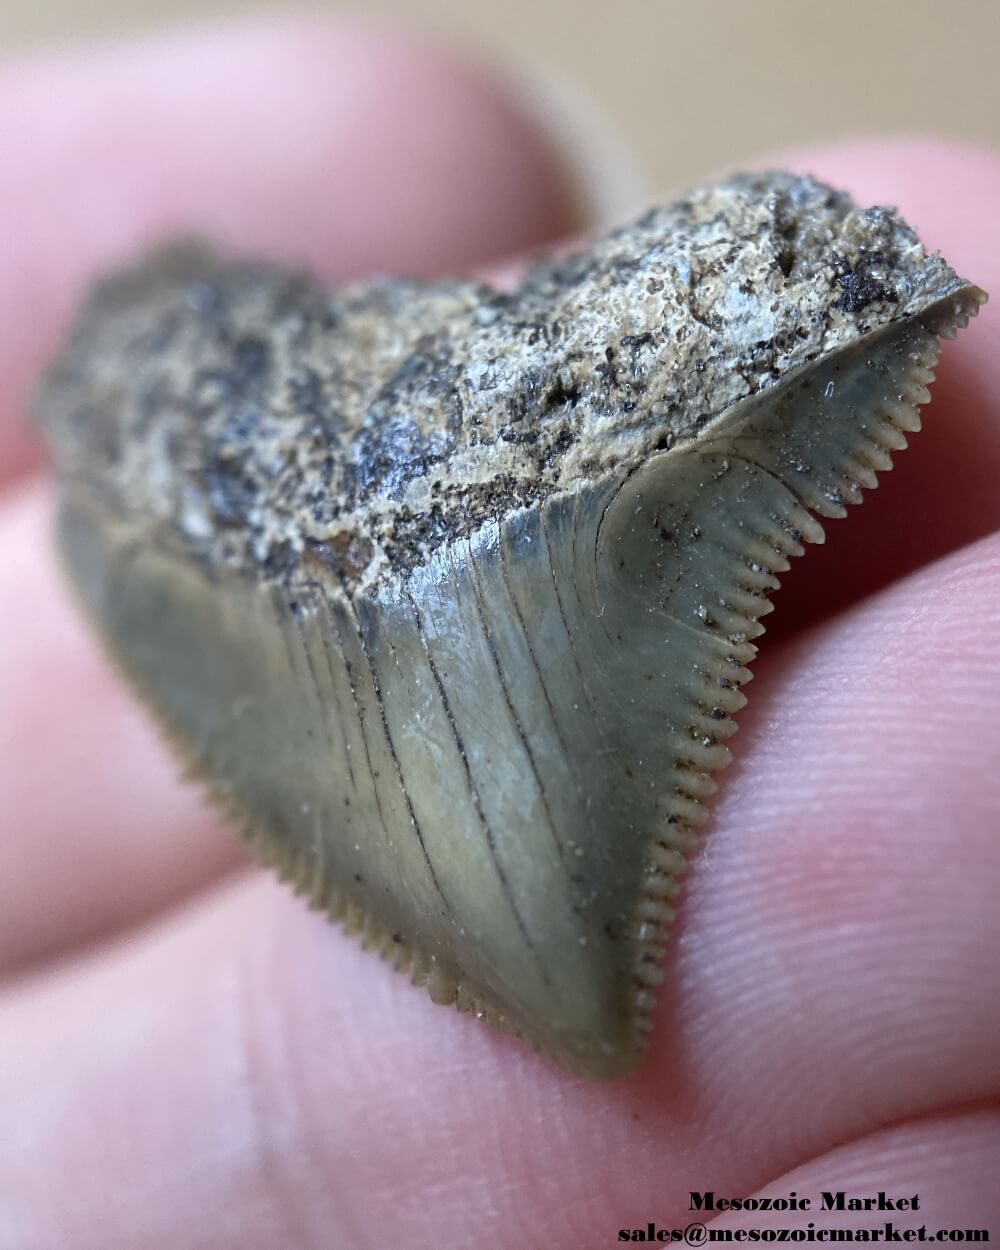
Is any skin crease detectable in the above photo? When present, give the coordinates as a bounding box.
[0,14,998,1248]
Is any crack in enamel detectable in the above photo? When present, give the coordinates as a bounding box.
[34,172,985,1078]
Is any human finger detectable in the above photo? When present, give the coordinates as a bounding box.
[0,12,581,485]
[3,532,999,1246]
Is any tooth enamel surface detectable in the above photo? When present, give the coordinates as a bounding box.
[35,172,985,1079]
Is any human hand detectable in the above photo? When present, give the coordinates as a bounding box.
[2,16,999,1246]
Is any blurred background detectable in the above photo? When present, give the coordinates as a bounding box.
[3,0,998,205]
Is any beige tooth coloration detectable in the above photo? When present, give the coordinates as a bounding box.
[35,172,985,1079]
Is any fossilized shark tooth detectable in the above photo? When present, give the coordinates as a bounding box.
[35,172,984,1078]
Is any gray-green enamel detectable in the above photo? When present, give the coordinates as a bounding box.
[36,172,985,1076]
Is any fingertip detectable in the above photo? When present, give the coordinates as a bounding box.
[0,13,585,485]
